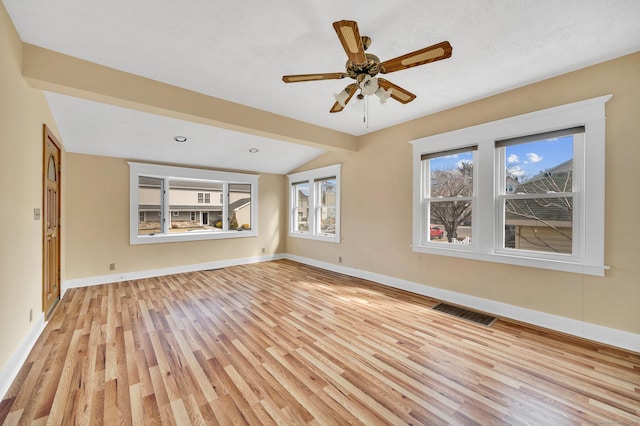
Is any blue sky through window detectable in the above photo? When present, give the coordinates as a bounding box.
[504,136,573,180]
[429,136,573,181]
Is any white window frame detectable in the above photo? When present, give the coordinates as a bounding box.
[288,164,341,243]
[410,95,611,276]
[129,162,258,245]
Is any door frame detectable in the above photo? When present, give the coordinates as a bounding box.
[43,124,62,317]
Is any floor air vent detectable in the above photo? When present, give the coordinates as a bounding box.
[432,303,497,327]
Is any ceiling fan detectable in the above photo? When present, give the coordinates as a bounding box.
[282,20,453,113]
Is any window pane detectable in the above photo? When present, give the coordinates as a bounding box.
[168,180,222,232]
[427,149,474,245]
[429,151,473,197]
[293,182,309,232]
[138,176,162,235]
[430,201,472,244]
[319,207,336,235]
[503,133,575,254]
[505,197,573,253]
[229,183,252,230]
[318,178,337,206]
[504,136,573,194]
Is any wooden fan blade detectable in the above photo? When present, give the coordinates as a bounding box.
[282,73,346,83]
[332,20,366,64]
[330,83,358,113]
[380,41,452,74]
[377,79,416,104]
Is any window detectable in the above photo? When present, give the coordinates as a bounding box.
[423,147,476,245]
[498,128,579,255]
[129,162,258,244]
[411,95,610,276]
[288,164,341,242]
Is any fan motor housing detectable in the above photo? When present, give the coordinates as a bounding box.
[345,53,381,79]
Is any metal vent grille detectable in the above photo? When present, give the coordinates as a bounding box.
[432,303,497,327]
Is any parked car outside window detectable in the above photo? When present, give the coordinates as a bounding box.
[430,226,443,239]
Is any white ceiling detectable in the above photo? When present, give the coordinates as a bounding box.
[4,0,640,174]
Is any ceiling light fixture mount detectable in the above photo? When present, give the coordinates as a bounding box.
[174,136,187,142]
[249,148,259,153]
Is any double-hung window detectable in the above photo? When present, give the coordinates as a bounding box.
[288,164,341,242]
[129,162,258,244]
[411,95,610,275]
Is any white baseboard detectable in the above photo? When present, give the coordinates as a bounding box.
[0,313,46,401]
[62,253,285,293]
[285,254,640,353]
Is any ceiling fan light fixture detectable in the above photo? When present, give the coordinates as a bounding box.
[358,75,378,96]
[375,86,392,104]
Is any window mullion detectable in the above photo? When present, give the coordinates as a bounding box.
[310,179,318,235]
[475,144,493,252]
[162,178,169,234]
[222,183,229,231]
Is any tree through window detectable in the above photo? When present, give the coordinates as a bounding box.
[423,147,475,244]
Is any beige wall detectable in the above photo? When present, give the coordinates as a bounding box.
[288,52,640,335]
[64,153,286,279]
[0,5,61,371]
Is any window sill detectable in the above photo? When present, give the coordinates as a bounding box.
[411,244,608,276]
[132,229,257,245]
[289,232,340,243]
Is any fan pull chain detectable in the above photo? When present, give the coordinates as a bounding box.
[363,94,369,128]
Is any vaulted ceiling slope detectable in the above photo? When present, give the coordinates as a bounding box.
[4,0,640,173]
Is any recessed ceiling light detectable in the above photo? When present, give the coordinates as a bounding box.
[249,148,259,153]
[174,136,187,142]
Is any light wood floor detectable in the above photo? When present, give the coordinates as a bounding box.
[1,260,638,425]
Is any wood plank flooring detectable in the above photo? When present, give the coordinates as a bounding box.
[1,259,639,425]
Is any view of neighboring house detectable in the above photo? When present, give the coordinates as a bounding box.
[505,175,519,193]
[138,177,251,234]
[296,186,309,231]
[505,160,573,253]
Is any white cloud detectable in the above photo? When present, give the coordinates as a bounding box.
[507,154,519,163]
[508,165,526,177]
[527,152,543,163]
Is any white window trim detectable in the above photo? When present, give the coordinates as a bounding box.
[410,95,611,276]
[288,164,341,243]
[129,162,259,245]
